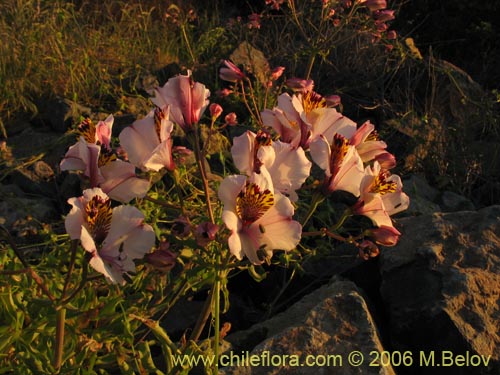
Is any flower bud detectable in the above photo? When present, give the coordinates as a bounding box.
[145,240,177,272]
[225,112,238,126]
[195,222,220,247]
[270,66,285,81]
[220,60,246,82]
[386,30,397,40]
[365,225,401,246]
[209,103,223,120]
[285,77,314,93]
[374,9,395,23]
[358,240,380,260]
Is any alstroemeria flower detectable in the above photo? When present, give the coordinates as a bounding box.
[219,60,246,82]
[358,0,387,12]
[365,225,401,246]
[285,78,314,93]
[75,115,114,150]
[349,120,395,167]
[152,71,210,133]
[231,130,311,201]
[218,172,302,264]
[65,188,155,284]
[119,105,175,172]
[351,194,393,227]
[359,161,409,215]
[309,134,364,196]
[60,138,150,203]
[262,91,357,149]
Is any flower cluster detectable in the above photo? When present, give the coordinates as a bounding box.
[61,71,213,283]
[62,66,408,283]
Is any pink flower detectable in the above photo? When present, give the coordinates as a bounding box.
[65,188,155,284]
[60,138,150,203]
[219,60,246,82]
[75,115,113,150]
[225,112,238,126]
[374,9,395,23]
[270,66,285,81]
[349,121,390,164]
[231,130,311,201]
[119,105,175,172]
[359,161,409,216]
[217,88,233,97]
[195,222,220,247]
[262,91,357,149]
[152,71,210,133]
[309,134,365,196]
[386,30,397,40]
[209,103,223,119]
[247,13,261,29]
[359,0,387,12]
[325,95,341,107]
[145,240,177,272]
[285,78,314,93]
[218,173,302,264]
[351,194,393,227]
[358,240,380,260]
[265,0,285,10]
[99,159,151,203]
[365,225,401,246]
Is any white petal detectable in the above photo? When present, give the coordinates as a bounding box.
[144,140,174,172]
[309,135,331,174]
[99,160,150,203]
[65,197,85,240]
[231,131,255,175]
[101,205,146,257]
[218,175,247,211]
[89,255,124,285]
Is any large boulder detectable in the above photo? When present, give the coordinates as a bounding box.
[221,278,395,375]
[380,206,500,374]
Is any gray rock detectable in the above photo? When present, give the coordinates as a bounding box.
[380,206,500,375]
[221,278,394,375]
[37,96,91,133]
[0,184,56,231]
[439,190,476,212]
[401,174,441,216]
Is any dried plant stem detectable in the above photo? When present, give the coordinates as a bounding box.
[53,307,66,372]
[189,287,214,342]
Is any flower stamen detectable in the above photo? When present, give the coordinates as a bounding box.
[330,134,350,176]
[85,195,112,245]
[76,118,96,143]
[154,106,168,141]
[302,91,326,114]
[236,182,274,226]
[98,145,117,167]
[370,170,397,195]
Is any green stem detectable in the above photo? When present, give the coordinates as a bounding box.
[191,130,215,224]
[301,190,325,227]
[305,54,316,81]
[180,24,196,66]
[239,81,261,126]
[60,240,78,301]
[53,307,66,372]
